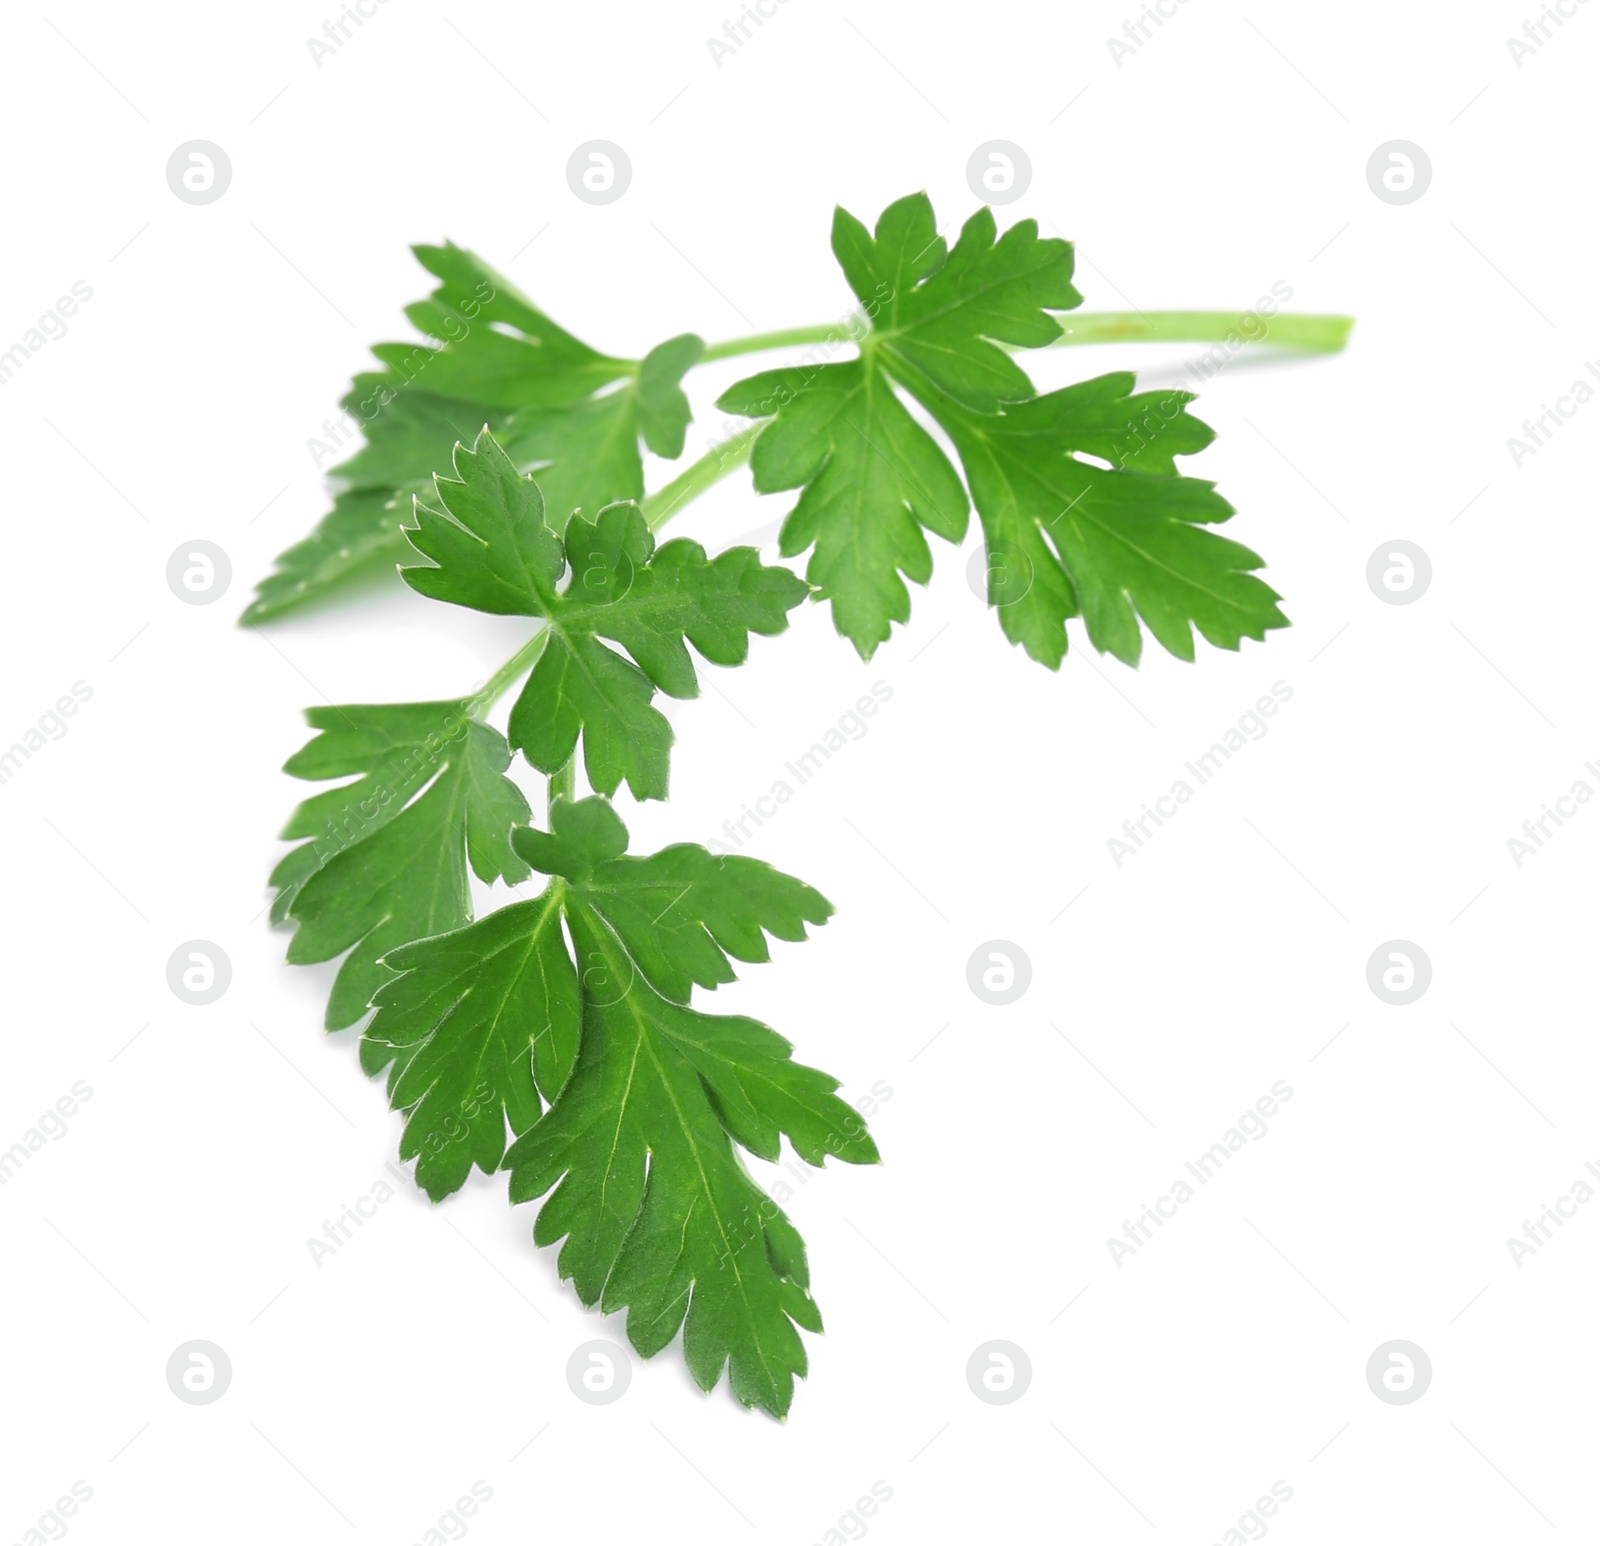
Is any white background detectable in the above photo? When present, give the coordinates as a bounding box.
[2,1,1596,1541]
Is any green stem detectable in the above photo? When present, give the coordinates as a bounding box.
[640,419,769,530]
[547,757,575,813]
[698,310,1353,364]
[469,625,549,716]
[1051,310,1353,353]
[699,325,848,363]
[467,630,572,816]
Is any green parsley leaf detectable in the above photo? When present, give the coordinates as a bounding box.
[831,192,1080,411]
[240,243,702,624]
[365,242,628,409]
[239,487,416,628]
[717,191,1076,657]
[271,702,530,1029]
[514,795,831,1004]
[634,332,706,460]
[935,374,1288,667]
[356,795,838,1206]
[715,360,968,660]
[401,429,809,800]
[426,796,875,1418]
[721,192,1286,668]
[362,886,580,1200]
[509,912,869,1417]
[360,795,870,1411]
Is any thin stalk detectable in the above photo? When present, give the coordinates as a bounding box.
[1050,310,1353,352]
[699,325,844,363]
[640,419,768,530]
[547,757,575,813]
[698,310,1353,364]
[469,625,549,716]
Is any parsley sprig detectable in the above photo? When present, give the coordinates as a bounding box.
[252,191,1349,1417]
